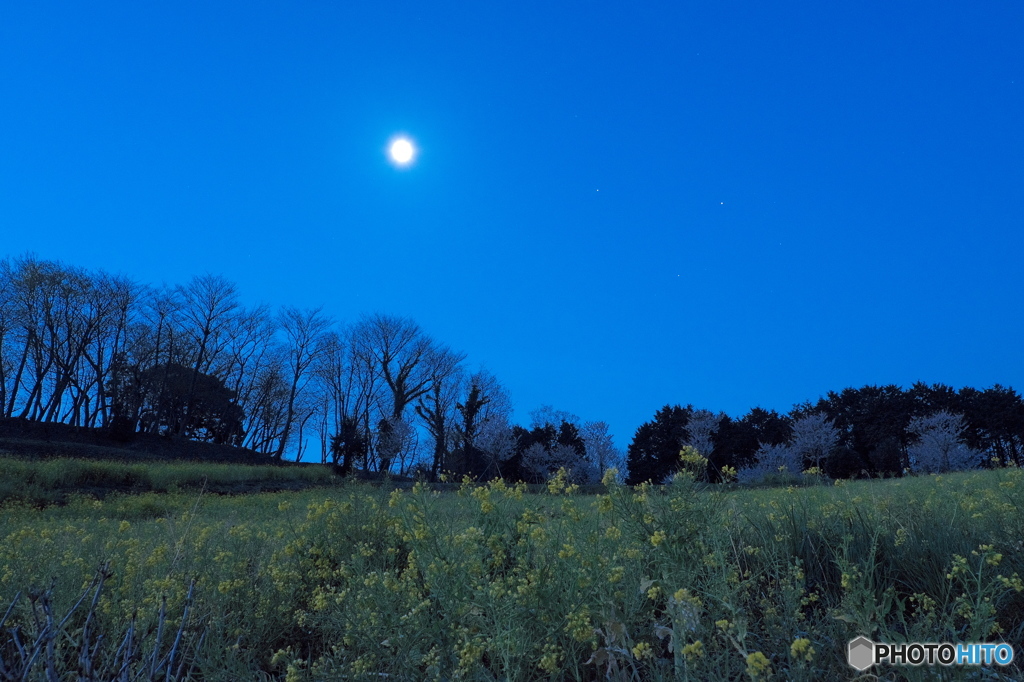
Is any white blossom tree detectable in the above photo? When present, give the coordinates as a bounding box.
[376,415,417,474]
[907,410,981,473]
[519,405,598,482]
[685,409,723,460]
[476,416,516,468]
[581,420,624,478]
[737,443,802,484]
[789,412,840,470]
[521,442,586,482]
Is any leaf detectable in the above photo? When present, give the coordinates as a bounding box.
[585,648,608,666]
[605,619,626,643]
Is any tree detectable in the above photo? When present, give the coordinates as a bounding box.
[242,353,290,454]
[907,411,981,473]
[684,409,723,460]
[274,306,332,460]
[521,442,584,481]
[79,272,142,428]
[2,256,103,423]
[445,375,485,479]
[352,314,430,422]
[810,385,914,476]
[447,371,516,479]
[743,407,793,447]
[529,405,580,430]
[376,416,417,473]
[511,414,589,483]
[415,363,467,480]
[128,362,245,445]
[174,274,241,436]
[0,259,11,412]
[909,382,961,416]
[217,305,279,448]
[736,443,801,484]
[580,421,623,477]
[625,405,692,485]
[958,385,1024,466]
[351,314,464,472]
[789,413,839,470]
[329,415,369,475]
[476,416,516,475]
[314,328,384,470]
[714,408,792,473]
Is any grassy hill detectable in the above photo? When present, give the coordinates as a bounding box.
[0,417,349,504]
[0,417,276,464]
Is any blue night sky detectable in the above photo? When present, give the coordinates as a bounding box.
[2,1,1022,450]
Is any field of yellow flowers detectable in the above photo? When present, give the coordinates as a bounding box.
[1,462,1022,680]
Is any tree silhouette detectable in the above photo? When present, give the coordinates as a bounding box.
[625,405,692,485]
[122,362,245,445]
[330,415,369,475]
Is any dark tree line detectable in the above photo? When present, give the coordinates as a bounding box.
[0,255,503,475]
[626,383,1024,484]
[18,253,1014,487]
[0,254,624,482]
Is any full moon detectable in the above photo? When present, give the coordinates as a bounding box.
[388,137,415,166]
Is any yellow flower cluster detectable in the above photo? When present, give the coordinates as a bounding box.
[745,651,771,679]
[681,639,704,661]
[790,637,815,662]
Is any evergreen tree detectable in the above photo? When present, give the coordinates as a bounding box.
[625,405,692,485]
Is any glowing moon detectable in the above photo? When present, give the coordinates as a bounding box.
[388,137,416,166]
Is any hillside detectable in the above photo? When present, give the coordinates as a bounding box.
[0,417,277,465]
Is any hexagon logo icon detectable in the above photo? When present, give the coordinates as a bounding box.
[848,636,874,671]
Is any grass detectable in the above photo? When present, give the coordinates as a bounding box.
[0,465,1022,680]
[0,456,339,505]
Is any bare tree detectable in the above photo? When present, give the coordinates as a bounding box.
[415,366,465,480]
[352,314,431,419]
[274,306,333,460]
[313,328,382,470]
[0,258,17,417]
[109,284,192,437]
[77,271,142,427]
[352,314,464,472]
[529,405,580,430]
[174,274,240,435]
[5,256,66,419]
[0,256,112,423]
[220,305,278,441]
[908,411,981,473]
[735,413,839,483]
[374,415,419,473]
[243,350,290,453]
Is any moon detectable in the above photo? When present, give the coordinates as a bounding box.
[388,137,416,166]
